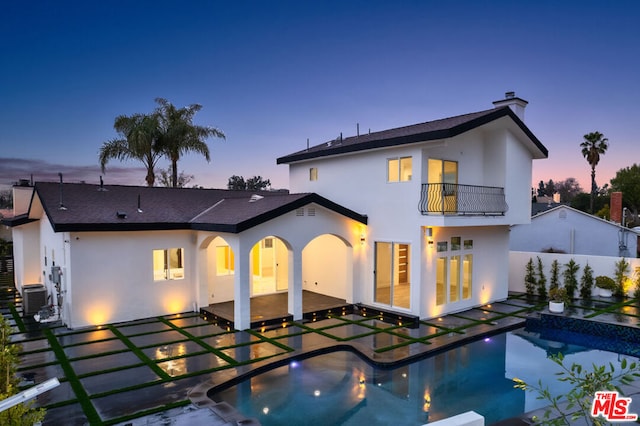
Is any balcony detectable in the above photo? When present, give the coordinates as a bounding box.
[419,183,508,216]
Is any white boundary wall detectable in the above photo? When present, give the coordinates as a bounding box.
[509,251,640,297]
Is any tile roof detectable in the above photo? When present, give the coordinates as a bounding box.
[23,182,367,233]
[277,106,547,164]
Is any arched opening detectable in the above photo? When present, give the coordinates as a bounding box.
[201,235,236,305]
[302,234,352,301]
[250,236,289,296]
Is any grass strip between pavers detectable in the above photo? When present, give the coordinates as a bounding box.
[156,317,238,365]
[8,302,26,333]
[582,299,630,319]
[107,325,172,381]
[43,328,100,424]
[245,329,295,352]
[296,321,378,342]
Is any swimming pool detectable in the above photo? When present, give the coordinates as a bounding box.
[209,328,637,425]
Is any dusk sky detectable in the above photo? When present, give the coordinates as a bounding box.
[1,1,639,193]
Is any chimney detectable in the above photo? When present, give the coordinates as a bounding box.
[610,192,623,223]
[12,179,34,217]
[493,91,528,121]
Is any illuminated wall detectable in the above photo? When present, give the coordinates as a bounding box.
[67,230,197,328]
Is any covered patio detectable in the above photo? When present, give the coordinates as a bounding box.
[200,290,352,329]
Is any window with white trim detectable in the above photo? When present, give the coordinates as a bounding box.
[387,156,412,182]
[153,248,184,281]
[309,167,318,181]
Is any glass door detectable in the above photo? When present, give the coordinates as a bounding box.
[428,159,458,213]
[375,242,411,309]
[374,242,392,304]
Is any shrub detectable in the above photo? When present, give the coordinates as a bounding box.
[579,263,594,301]
[562,259,580,300]
[549,260,560,292]
[549,287,568,303]
[524,258,536,299]
[595,276,616,291]
[514,353,640,425]
[536,256,547,299]
[0,315,45,425]
[613,258,630,298]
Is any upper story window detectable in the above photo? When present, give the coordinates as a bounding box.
[153,248,184,281]
[387,156,412,182]
[309,167,318,181]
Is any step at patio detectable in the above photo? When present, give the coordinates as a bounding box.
[355,303,420,328]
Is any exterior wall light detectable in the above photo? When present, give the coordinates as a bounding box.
[425,227,434,246]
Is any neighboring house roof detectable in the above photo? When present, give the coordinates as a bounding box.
[531,202,566,216]
[277,106,548,164]
[3,182,367,233]
[531,204,629,231]
[512,204,639,256]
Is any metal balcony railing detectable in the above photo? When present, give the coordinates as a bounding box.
[419,183,508,215]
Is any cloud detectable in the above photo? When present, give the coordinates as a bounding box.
[0,158,148,188]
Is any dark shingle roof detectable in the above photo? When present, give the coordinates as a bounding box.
[277,106,547,164]
[27,182,367,233]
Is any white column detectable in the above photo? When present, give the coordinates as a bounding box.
[288,247,303,321]
[234,242,251,330]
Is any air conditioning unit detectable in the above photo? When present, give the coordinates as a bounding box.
[23,285,47,315]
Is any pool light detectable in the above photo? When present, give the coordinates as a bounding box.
[314,390,321,397]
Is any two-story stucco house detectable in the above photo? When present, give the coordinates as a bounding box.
[277,92,548,320]
[6,93,547,330]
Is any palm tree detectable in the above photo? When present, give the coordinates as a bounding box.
[154,98,225,187]
[580,131,609,213]
[99,113,163,186]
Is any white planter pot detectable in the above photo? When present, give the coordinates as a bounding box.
[598,288,613,297]
[548,301,564,313]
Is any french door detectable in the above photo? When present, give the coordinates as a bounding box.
[374,242,410,309]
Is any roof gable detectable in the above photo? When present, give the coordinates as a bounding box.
[277,106,548,164]
[531,205,627,230]
[26,182,367,233]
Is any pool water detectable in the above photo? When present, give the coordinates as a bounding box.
[210,328,637,425]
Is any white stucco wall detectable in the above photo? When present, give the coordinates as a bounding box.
[422,226,510,319]
[38,214,68,316]
[288,123,537,231]
[67,230,197,328]
[504,129,534,225]
[11,221,42,290]
[510,206,639,257]
[12,185,33,217]
[289,144,422,221]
